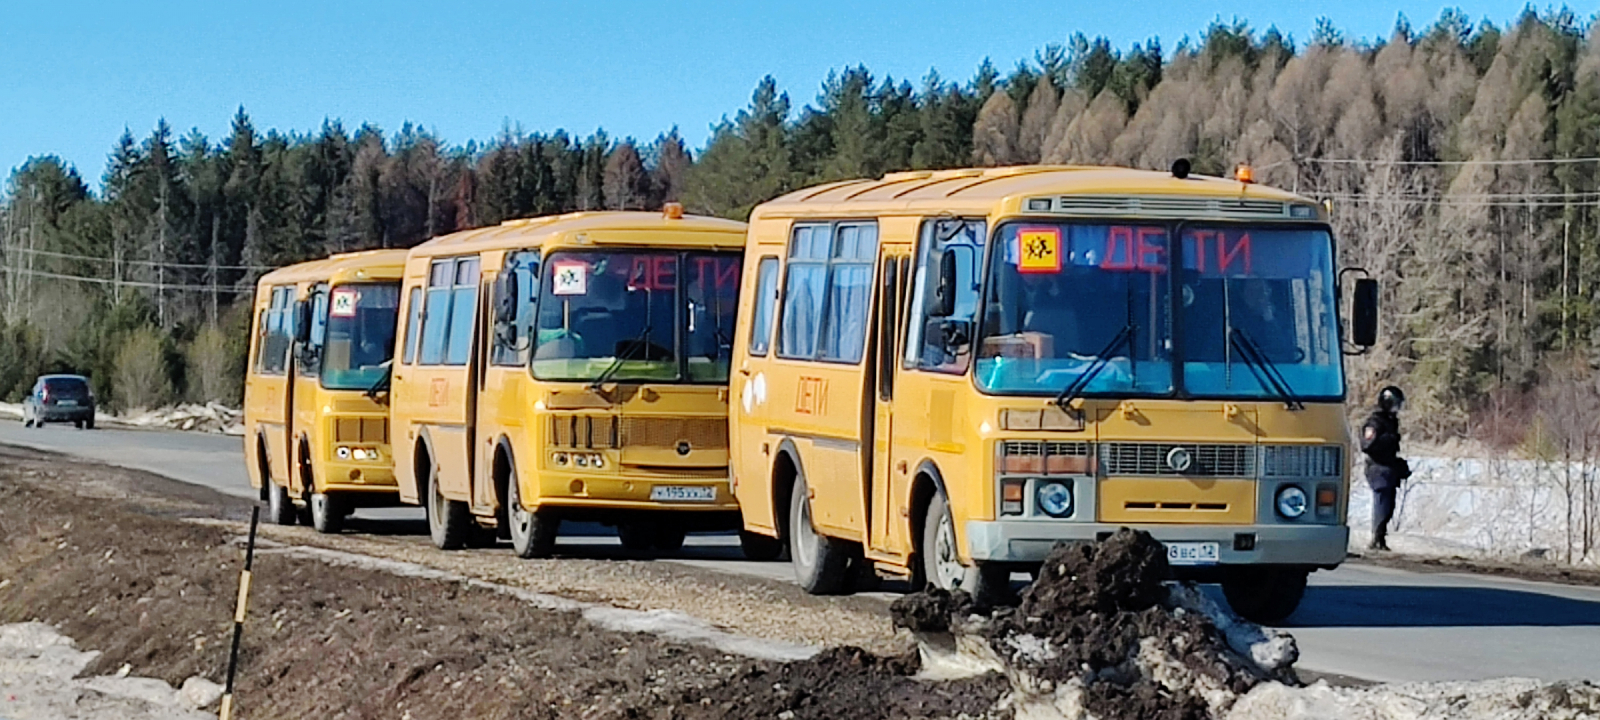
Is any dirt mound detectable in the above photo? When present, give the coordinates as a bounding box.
[893,529,1296,720]
[674,645,1011,720]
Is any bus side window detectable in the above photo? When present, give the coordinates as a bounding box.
[904,219,985,374]
[252,308,270,373]
[747,257,779,357]
[419,260,454,365]
[778,222,878,363]
[445,257,480,366]
[401,286,422,365]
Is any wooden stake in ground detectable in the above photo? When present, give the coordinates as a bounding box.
[220,505,260,720]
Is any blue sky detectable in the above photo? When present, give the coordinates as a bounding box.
[0,0,1549,190]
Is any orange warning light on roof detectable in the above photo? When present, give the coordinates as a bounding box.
[1234,164,1255,184]
[662,202,684,219]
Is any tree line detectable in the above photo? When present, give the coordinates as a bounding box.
[2,9,1598,447]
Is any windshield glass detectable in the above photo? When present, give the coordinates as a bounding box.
[1179,226,1343,398]
[977,223,1174,396]
[321,283,400,391]
[531,250,742,383]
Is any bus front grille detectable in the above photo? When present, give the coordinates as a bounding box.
[1099,442,1255,477]
[621,417,728,450]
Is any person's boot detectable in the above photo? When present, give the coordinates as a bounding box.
[1370,526,1389,552]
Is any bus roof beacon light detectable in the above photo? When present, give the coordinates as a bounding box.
[1234,164,1255,184]
[1171,158,1191,179]
[663,202,684,220]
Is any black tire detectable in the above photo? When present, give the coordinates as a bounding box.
[310,493,345,534]
[267,480,297,526]
[506,472,557,559]
[788,471,853,595]
[1221,568,1309,625]
[73,419,83,429]
[921,492,1011,603]
[739,529,784,561]
[84,416,94,430]
[425,460,473,550]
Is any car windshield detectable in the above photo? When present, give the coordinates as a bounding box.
[1179,226,1343,398]
[975,222,1344,401]
[977,223,1174,396]
[320,283,400,391]
[531,249,742,383]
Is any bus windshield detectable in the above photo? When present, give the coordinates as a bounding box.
[531,249,742,383]
[321,283,401,391]
[975,222,1343,400]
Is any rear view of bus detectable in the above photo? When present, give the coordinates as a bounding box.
[731,164,1378,624]
[389,207,756,558]
[244,250,408,533]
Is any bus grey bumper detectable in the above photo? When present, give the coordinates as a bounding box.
[965,521,1348,566]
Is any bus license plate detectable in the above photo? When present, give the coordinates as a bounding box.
[650,486,716,503]
[56,400,77,406]
[1166,542,1220,566]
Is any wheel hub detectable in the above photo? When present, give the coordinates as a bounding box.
[934,514,964,590]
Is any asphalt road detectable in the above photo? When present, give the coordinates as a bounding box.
[5,420,1600,684]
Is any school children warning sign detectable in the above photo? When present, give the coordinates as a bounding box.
[1017,226,1061,273]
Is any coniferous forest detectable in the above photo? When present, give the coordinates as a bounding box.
[3,11,1600,444]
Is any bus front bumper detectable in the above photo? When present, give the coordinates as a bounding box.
[965,520,1348,567]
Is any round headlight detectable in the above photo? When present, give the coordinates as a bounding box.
[574,454,588,467]
[591,454,605,469]
[553,452,568,466]
[336,446,351,460]
[1276,485,1308,519]
[1037,481,1074,518]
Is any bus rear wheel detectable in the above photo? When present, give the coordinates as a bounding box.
[310,493,346,534]
[788,471,853,595]
[425,462,472,550]
[267,481,296,526]
[1221,567,1309,626]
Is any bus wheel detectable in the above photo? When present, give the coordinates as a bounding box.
[506,472,557,559]
[788,471,852,595]
[739,530,784,561]
[425,463,472,550]
[267,481,296,526]
[310,493,345,534]
[1221,567,1308,626]
[652,525,687,553]
[921,492,1010,604]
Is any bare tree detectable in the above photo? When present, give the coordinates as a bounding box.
[971,91,1020,166]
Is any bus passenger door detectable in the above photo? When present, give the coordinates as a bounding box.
[868,252,909,555]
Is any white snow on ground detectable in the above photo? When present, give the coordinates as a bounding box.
[1227,678,1600,720]
[1349,449,1600,566]
[0,622,219,720]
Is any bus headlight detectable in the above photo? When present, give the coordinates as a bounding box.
[1276,485,1308,519]
[1037,481,1074,518]
[336,446,351,460]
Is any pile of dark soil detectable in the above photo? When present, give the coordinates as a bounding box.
[893,529,1293,720]
[0,448,1011,720]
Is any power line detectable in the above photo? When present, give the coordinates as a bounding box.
[1323,191,1600,201]
[0,245,273,271]
[0,265,244,292]
[1305,157,1600,167]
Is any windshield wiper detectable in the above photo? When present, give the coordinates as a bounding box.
[364,361,393,400]
[1054,325,1134,412]
[1229,328,1305,410]
[590,324,654,390]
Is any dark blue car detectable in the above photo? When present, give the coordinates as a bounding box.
[21,374,96,429]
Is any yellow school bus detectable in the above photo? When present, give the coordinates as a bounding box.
[730,164,1378,622]
[244,249,408,533]
[389,208,762,558]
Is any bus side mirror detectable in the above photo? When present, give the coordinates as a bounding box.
[1352,278,1378,348]
[494,272,520,347]
[294,301,313,345]
[930,251,958,318]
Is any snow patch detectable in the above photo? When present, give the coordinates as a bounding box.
[0,622,216,720]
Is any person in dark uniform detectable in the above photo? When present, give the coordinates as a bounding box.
[1360,386,1411,551]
